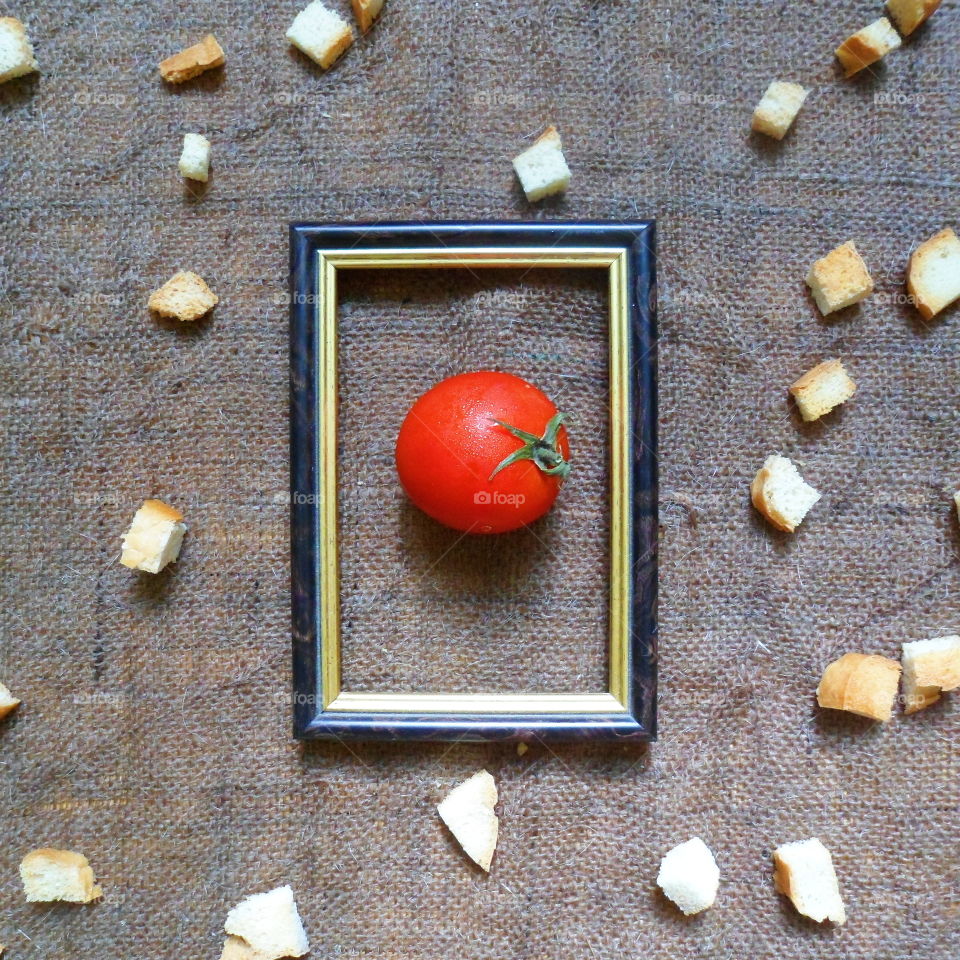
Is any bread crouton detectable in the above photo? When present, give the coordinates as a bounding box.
[751,81,809,140]
[222,886,309,960]
[0,17,37,83]
[20,849,103,903]
[148,270,218,322]
[901,635,960,714]
[352,0,385,33]
[836,18,901,77]
[789,359,856,422]
[0,682,20,720]
[159,34,224,84]
[286,1,354,69]
[179,133,211,182]
[656,837,720,915]
[120,499,187,574]
[817,653,901,722]
[906,227,960,321]
[773,838,846,924]
[886,0,941,35]
[512,126,571,202]
[751,455,821,532]
[437,769,499,872]
[806,241,874,315]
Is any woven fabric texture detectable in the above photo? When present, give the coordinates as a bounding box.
[1,0,959,958]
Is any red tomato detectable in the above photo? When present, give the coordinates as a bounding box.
[395,371,571,534]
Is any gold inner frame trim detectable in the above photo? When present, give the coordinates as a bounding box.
[316,247,632,716]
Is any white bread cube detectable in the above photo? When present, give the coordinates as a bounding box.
[148,270,218,322]
[20,849,103,903]
[751,81,808,140]
[836,18,901,77]
[222,886,309,960]
[120,499,187,573]
[886,0,941,36]
[901,635,960,714]
[906,227,960,321]
[789,359,856,422]
[351,0,385,32]
[179,133,211,182]
[656,837,720,915]
[286,1,354,69]
[773,838,846,924]
[806,241,874,315]
[751,455,821,533]
[437,769,499,872]
[512,126,571,202]
[0,682,21,720]
[0,17,37,83]
[817,652,901,722]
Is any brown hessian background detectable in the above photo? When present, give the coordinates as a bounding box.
[1,1,959,958]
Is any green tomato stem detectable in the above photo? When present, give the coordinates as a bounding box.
[488,412,571,481]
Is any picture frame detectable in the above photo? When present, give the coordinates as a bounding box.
[289,220,657,742]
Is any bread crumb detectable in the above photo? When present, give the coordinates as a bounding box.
[516,742,528,756]
[148,270,218,322]
[751,81,808,140]
[0,16,37,83]
[286,1,354,69]
[159,34,224,84]
[222,885,309,960]
[179,133,211,182]
[817,652,901,722]
[512,126,571,202]
[836,18,901,77]
[886,0,941,35]
[0,682,21,720]
[20,849,103,903]
[789,359,856,422]
[120,499,187,574]
[657,837,720,915]
[902,635,960,714]
[352,0,385,33]
[773,838,846,924]
[438,770,499,872]
[806,241,874,315]
[906,227,960,321]
[751,455,821,533]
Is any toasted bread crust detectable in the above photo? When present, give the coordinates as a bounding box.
[836,18,901,77]
[806,241,874,315]
[148,271,219,322]
[0,17,38,83]
[907,227,960,320]
[323,27,353,68]
[159,34,224,83]
[817,652,901,722]
[790,359,857,421]
[20,848,103,903]
[0,682,21,721]
[751,465,792,532]
[772,839,846,924]
[751,81,808,140]
[351,0,385,32]
[886,0,941,35]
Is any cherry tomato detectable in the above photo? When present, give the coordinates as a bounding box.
[395,371,571,534]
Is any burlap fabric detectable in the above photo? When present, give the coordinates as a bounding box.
[1,0,958,957]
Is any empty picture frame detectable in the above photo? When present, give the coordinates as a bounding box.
[290,220,657,742]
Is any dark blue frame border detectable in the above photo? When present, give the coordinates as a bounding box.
[290,220,657,742]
